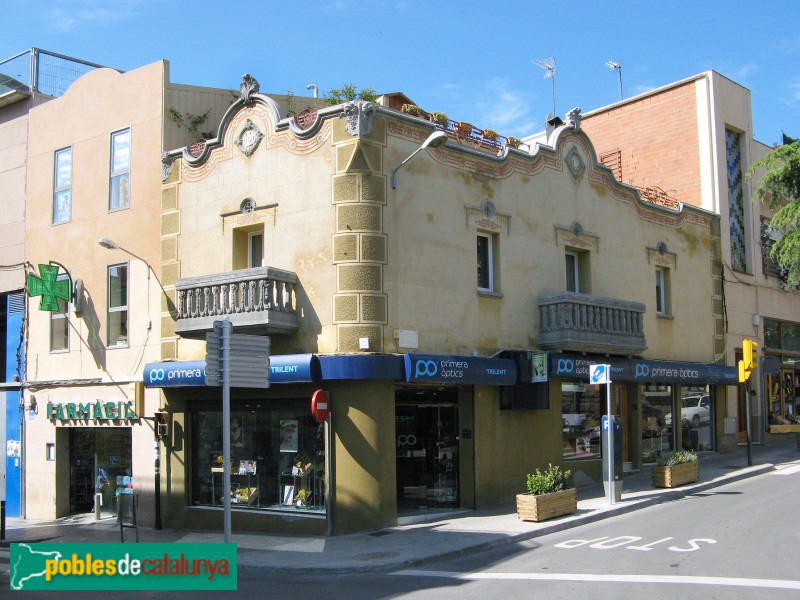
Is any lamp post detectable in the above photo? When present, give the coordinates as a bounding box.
[390,130,448,189]
[98,237,160,528]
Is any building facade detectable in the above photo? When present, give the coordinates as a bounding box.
[147,78,736,535]
[581,71,800,443]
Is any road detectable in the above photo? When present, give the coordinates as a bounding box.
[3,460,799,598]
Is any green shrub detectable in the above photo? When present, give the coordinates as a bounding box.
[525,463,572,495]
[656,450,697,466]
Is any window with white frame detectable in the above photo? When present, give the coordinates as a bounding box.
[107,263,128,347]
[477,233,494,292]
[53,147,72,224]
[655,266,671,316]
[248,232,264,268]
[50,275,69,352]
[565,251,580,292]
[109,128,131,210]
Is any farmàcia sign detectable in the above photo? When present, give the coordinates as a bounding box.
[47,400,137,421]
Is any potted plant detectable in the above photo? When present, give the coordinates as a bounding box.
[482,129,499,142]
[401,103,426,118]
[516,463,577,522]
[506,136,522,148]
[430,111,449,127]
[455,121,474,137]
[652,450,699,488]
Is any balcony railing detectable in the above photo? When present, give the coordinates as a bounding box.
[175,266,298,338]
[538,291,647,356]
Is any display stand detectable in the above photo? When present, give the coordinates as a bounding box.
[117,493,139,543]
[211,463,259,506]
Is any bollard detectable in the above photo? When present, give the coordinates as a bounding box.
[94,493,102,521]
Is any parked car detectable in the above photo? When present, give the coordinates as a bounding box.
[665,395,710,427]
[641,402,666,434]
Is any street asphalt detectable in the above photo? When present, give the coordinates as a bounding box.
[2,435,798,574]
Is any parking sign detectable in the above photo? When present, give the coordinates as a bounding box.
[590,364,611,385]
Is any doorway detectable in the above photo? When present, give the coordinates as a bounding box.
[395,387,459,511]
[69,428,132,517]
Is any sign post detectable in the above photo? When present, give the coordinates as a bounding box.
[205,319,271,543]
[591,364,617,505]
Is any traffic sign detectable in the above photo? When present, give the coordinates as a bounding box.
[311,389,330,423]
[590,364,611,385]
[205,323,271,388]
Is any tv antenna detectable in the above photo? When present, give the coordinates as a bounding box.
[606,60,623,101]
[534,57,557,116]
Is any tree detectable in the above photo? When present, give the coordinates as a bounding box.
[745,140,800,288]
[323,84,378,106]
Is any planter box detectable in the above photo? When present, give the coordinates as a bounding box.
[516,488,577,522]
[652,461,699,488]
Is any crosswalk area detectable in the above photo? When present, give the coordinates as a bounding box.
[771,460,800,476]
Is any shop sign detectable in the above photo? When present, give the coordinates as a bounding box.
[549,353,738,385]
[144,361,207,387]
[404,353,517,385]
[46,400,137,421]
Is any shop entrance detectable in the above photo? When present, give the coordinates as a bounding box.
[395,387,459,511]
[69,428,132,517]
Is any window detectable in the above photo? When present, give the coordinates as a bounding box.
[191,403,327,513]
[50,275,69,352]
[477,233,494,292]
[565,252,579,292]
[655,267,671,316]
[725,128,747,272]
[109,128,131,210]
[53,147,72,224]
[107,263,128,347]
[248,232,264,268]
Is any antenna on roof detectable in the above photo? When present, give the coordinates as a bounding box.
[534,57,557,117]
[606,60,623,101]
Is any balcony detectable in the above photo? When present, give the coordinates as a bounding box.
[175,267,298,338]
[538,291,646,356]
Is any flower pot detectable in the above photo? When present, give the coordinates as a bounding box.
[516,488,577,522]
[652,461,699,488]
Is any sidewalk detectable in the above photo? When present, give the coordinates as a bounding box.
[4,437,798,574]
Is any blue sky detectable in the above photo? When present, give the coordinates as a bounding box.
[3,0,799,146]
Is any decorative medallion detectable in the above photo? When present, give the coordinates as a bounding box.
[236,119,264,157]
[240,198,256,216]
[657,241,668,255]
[481,200,496,218]
[571,221,584,237]
[343,101,376,137]
[565,146,585,178]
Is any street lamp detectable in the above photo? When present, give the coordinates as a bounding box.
[98,236,161,529]
[606,60,623,101]
[390,130,448,189]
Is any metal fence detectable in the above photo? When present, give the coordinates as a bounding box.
[0,47,108,98]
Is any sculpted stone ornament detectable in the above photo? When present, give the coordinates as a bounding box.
[161,152,175,181]
[342,101,376,137]
[565,106,582,129]
[240,73,260,104]
[235,119,264,157]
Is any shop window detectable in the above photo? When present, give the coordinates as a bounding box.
[53,146,72,224]
[477,232,496,293]
[561,381,602,460]
[191,405,326,513]
[642,384,674,463]
[655,266,671,316]
[50,274,69,352]
[109,128,130,211]
[767,369,800,426]
[676,386,714,452]
[107,263,128,347]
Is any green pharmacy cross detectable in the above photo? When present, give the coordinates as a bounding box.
[27,262,72,312]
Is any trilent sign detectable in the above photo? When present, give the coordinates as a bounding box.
[47,401,137,421]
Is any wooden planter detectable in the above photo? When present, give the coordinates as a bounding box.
[652,461,699,488]
[516,488,577,522]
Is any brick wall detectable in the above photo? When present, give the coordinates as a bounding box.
[582,81,703,208]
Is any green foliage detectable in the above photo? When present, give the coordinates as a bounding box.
[746,140,800,287]
[167,106,213,139]
[525,463,572,495]
[656,450,697,466]
[323,83,378,106]
[506,136,522,148]
[430,111,449,126]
